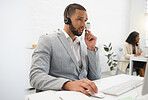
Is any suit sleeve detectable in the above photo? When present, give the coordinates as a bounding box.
[87,47,101,80]
[29,35,70,91]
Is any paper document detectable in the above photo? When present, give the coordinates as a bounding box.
[27,91,60,100]
[26,90,92,100]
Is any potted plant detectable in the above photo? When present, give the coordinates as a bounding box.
[103,43,118,71]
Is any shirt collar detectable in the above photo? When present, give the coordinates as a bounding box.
[60,29,80,44]
[60,29,69,39]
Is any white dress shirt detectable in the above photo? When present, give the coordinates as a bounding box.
[61,29,82,70]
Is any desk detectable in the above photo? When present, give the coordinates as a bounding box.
[129,56,148,75]
[26,74,148,100]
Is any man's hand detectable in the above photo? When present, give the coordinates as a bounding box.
[84,30,97,51]
[62,79,98,96]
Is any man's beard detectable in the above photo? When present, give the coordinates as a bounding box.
[69,23,82,36]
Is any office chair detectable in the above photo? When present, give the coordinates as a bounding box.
[115,49,130,75]
[115,50,140,75]
[115,60,130,75]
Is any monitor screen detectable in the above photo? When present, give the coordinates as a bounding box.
[142,60,148,95]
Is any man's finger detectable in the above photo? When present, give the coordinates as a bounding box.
[79,87,90,96]
[82,79,98,93]
[81,82,95,94]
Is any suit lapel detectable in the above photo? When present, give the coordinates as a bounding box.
[57,32,80,72]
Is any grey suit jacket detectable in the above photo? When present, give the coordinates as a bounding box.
[30,31,101,91]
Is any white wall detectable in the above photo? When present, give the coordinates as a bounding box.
[129,0,148,56]
[0,0,26,100]
[129,0,147,51]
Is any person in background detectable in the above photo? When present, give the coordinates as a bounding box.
[29,3,101,96]
[118,31,146,77]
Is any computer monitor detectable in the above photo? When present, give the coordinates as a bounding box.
[142,60,148,95]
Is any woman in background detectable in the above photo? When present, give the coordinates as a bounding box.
[118,31,146,77]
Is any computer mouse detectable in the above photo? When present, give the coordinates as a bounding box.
[87,90,105,98]
[91,92,105,98]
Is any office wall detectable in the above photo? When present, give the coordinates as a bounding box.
[129,0,147,52]
[0,0,26,100]
[26,0,132,72]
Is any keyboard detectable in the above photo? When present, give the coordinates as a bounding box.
[101,79,143,96]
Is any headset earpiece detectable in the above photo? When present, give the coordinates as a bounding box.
[64,6,71,24]
[64,17,71,24]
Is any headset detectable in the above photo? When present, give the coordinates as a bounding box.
[64,6,71,24]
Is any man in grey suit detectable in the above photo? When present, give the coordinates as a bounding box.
[30,3,101,96]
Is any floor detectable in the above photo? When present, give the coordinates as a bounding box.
[26,69,137,95]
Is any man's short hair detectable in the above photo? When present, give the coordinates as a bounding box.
[64,3,86,18]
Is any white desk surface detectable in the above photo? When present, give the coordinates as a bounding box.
[130,56,148,62]
[129,56,148,75]
[26,74,148,100]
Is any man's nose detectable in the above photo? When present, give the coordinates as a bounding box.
[81,20,86,27]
